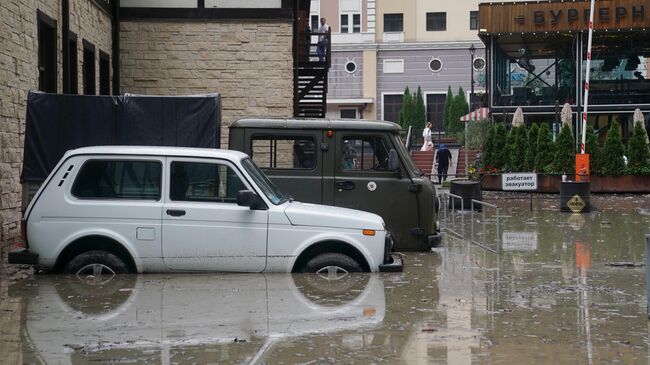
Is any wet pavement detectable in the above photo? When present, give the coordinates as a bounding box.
[2,209,650,364]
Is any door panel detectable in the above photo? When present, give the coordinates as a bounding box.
[162,158,268,271]
[333,133,420,249]
[246,130,324,204]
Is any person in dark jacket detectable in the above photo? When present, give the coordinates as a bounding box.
[436,144,452,184]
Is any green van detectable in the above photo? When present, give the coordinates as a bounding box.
[229,118,441,252]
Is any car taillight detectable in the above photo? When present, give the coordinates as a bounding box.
[20,219,28,248]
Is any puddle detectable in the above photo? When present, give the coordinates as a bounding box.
[1,209,649,364]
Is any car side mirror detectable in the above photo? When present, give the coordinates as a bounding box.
[388,149,399,171]
[237,190,268,210]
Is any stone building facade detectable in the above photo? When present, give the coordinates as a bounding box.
[0,0,112,244]
[119,20,293,148]
[1,1,297,246]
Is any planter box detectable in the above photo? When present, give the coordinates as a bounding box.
[481,174,650,193]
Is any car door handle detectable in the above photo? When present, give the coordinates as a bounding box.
[166,209,186,217]
[336,181,355,190]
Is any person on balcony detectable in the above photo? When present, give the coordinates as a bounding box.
[317,17,330,63]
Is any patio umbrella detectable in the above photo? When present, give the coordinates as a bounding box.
[512,107,524,127]
[633,108,649,144]
[560,103,573,126]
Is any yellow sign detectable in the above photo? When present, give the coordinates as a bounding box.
[567,194,586,213]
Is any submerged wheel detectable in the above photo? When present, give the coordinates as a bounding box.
[63,250,130,282]
[300,252,364,278]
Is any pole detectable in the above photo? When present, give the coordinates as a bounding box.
[467,51,474,176]
[580,0,596,154]
[646,235,650,319]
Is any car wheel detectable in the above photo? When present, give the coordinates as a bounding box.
[63,250,130,282]
[301,252,364,278]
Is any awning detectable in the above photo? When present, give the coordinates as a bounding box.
[461,107,490,122]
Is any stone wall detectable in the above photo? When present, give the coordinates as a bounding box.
[0,0,112,245]
[119,20,294,148]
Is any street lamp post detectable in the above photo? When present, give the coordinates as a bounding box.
[467,44,476,177]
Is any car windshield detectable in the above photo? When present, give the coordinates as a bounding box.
[393,134,421,176]
[241,158,287,205]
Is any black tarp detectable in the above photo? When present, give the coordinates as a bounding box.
[21,92,221,182]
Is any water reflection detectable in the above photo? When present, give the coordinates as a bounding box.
[3,210,649,364]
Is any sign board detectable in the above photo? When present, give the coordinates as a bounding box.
[502,231,538,251]
[502,173,538,191]
[567,194,586,213]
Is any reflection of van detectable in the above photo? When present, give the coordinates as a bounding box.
[229,119,441,252]
[21,274,385,364]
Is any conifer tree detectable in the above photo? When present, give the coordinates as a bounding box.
[627,121,650,174]
[413,86,426,131]
[493,123,508,170]
[553,123,575,174]
[510,126,527,172]
[399,87,413,129]
[584,125,602,175]
[442,86,454,132]
[524,124,539,171]
[601,120,626,175]
[482,125,497,170]
[535,123,554,173]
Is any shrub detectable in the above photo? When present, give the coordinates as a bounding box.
[399,87,413,129]
[535,123,554,173]
[627,121,650,174]
[601,120,626,176]
[509,126,527,172]
[447,87,469,134]
[584,125,602,175]
[524,124,539,171]
[466,119,491,149]
[553,123,575,174]
[493,123,508,170]
[482,125,497,170]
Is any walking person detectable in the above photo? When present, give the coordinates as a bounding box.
[316,17,330,62]
[420,122,433,152]
[436,144,452,184]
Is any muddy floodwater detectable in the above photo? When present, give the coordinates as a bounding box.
[2,209,650,364]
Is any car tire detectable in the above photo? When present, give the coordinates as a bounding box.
[301,252,364,274]
[63,250,130,278]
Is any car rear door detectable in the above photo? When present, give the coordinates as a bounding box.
[162,157,268,272]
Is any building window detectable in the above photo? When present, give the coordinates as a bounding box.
[383,94,403,123]
[383,13,403,32]
[473,57,486,71]
[82,40,96,95]
[340,0,361,34]
[340,109,357,119]
[37,11,57,93]
[345,60,357,73]
[470,11,479,30]
[426,94,446,132]
[311,14,320,31]
[99,51,110,95]
[426,12,446,31]
[429,58,443,72]
[69,33,78,94]
[383,59,404,74]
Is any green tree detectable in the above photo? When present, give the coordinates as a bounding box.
[413,86,426,131]
[448,87,469,134]
[535,123,554,173]
[584,125,602,175]
[442,86,454,132]
[627,121,650,174]
[510,126,527,172]
[524,124,539,171]
[601,120,626,176]
[493,123,508,170]
[553,123,575,174]
[504,127,517,171]
[399,87,413,129]
[482,125,497,170]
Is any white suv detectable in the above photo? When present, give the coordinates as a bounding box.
[10,146,402,275]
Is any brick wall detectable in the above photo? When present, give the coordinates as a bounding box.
[0,0,112,245]
[119,20,294,148]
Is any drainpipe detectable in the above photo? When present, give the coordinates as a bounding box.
[62,0,69,93]
[111,0,120,95]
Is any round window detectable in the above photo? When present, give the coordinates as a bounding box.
[345,61,357,73]
[429,58,442,72]
[473,57,486,71]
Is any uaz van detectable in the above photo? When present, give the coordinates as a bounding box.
[229,118,441,252]
[9,146,402,275]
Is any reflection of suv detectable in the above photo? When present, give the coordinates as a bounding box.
[10,146,402,274]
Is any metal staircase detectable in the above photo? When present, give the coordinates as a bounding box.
[294,30,330,118]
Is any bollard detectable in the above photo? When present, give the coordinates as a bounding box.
[646,235,650,319]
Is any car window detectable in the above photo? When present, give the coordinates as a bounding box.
[251,136,316,169]
[169,161,246,203]
[241,158,287,205]
[341,136,391,171]
[72,160,161,200]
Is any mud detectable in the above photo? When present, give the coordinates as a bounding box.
[1,209,650,364]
